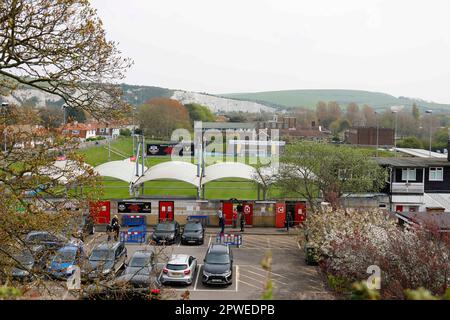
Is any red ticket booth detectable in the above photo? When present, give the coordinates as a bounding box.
[275,203,286,228]
[89,201,110,224]
[222,201,254,226]
[222,202,234,226]
[242,202,253,226]
[294,202,307,225]
[159,201,174,222]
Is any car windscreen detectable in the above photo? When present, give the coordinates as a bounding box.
[130,256,151,267]
[205,252,230,264]
[156,224,175,231]
[14,253,34,266]
[184,223,202,232]
[54,249,77,263]
[166,264,188,270]
[89,249,114,261]
[26,233,54,243]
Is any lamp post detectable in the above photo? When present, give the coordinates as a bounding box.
[132,106,136,156]
[1,102,9,152]
[62,104,68,125]
[425,110,433,157]
[392,110,398,158]
[375,111,379,157]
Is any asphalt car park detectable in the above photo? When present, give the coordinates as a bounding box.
[23,230,331,300]
[112,232,331,300]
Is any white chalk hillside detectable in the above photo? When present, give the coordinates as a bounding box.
[2,88,62,107]
[171,90,275,113]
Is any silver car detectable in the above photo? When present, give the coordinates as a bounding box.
[160,254,197,285]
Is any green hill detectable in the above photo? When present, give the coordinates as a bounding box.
[221,89,450,112]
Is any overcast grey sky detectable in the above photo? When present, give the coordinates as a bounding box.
[91,0,450,103]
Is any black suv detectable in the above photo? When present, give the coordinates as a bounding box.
[83,241,127,280]
[202,244,233,285]
[181,221,205,245]
[151,221,180,245]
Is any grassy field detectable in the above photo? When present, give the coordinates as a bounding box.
[78,137,267,200]
[78,136,393,200]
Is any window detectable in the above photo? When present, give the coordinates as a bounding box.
[429,167,444,181]
[401,168,416,181]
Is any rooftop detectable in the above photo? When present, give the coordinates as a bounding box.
[195,121,255,130]
[372,157,450,167]
[396,211,450,231]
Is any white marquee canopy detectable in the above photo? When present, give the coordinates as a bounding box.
[94,160,270,187]
[94,159,148,183]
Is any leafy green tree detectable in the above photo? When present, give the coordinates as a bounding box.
[277,142,387,211]
[184,103,215,124]
[397,136,423,149]
[432,128,449,151]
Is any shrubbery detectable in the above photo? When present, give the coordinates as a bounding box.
[86,136,106,142]
[304,209,450,299]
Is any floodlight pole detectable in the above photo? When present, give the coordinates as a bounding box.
[375,111,379,157]
[141,135,145,196]
[2,102,9,152]
[392,110,398,158]
[426,110,433,157]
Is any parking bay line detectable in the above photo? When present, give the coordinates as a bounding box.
[193,264,202,291]
[245,265,291,280]
[243,269,289,286]
[236,265,239,292]
[238,279,262,290]
[239,273,266,286]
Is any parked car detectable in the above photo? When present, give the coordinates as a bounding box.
[160,254,197,285]
[151,221,180,245]
[115,250,158,288]
[83,242,127,280]
[10,247,51,281]
[47,244,85,279]
[181,221,205,245]
[24,231,67,251]
[202,244,233,285]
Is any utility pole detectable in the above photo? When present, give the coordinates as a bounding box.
[392,110,398,158]
[132,106,136,156]
[2,102,9,152]
[375,111,379,157]
[426,110,433,157]
[62,104,68,125]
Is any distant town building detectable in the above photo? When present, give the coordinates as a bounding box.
[2,125,48,149]
[345,127,394,147]
[374,156,450,213]
[61,122,97,140]
[256,117,331,141]
[60,121,123,141]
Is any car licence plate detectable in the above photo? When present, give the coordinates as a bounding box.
[188,240,196,243]
[171,273,183,278]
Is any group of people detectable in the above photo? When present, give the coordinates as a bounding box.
[217,203,246,233]
[106,214,120,241]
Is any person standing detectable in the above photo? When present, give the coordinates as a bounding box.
[286,211,292,232]
[217,209,224,234]
[239,210,245,232]
[109,215,120,241]
[232,209,238,229]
